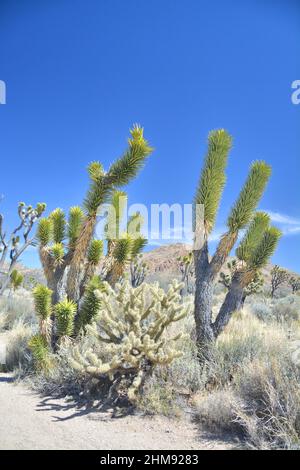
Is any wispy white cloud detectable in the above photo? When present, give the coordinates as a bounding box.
[147,209,300,250]
[265,210,300,226]
[265,210,300,237]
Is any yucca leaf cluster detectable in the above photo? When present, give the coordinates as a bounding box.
[10,269,23,291]
[55,299,77,338]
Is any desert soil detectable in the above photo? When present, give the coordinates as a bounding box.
[0,373,235,450]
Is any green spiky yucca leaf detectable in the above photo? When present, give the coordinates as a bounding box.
[131,236,147,258]
[107,125,153,187]
[236,211,270,262]
[68,206,84,247]
[76,276,104,333]
[10,269,23,290]
[50,208,66,243]
[227,161,271,233]
[83,169,111,216]
[127,211,143,236]
[194,129,232,234]
[88,161,105,181]
[113,236,132,263]
[51,243,65,266]
[248,226,282,270]
[36,202,47,216]
[33,284,53,320]
[88,239,104,264]
[105,190,127,240]
[37,217,52,246]
[28,334,52,372]
[55,299,77,337]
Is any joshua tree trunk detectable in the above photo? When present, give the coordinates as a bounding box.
[213,275,244,337]
[193,242,215,357]
[0,260,16,295]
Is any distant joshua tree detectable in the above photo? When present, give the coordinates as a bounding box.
[178,252,195,295]
[130,253,149,288]
[0,202,46,295]
[289,275,300,294]
[270,265,289,298]
[192,130,281,358]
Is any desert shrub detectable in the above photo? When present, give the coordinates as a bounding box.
[193,309,300,449]
[0,291,35,331]
[69,280,191,403]
[249,301,272,321]
[234,357,300,449]
[4,319,35,371]
[193,389,241,434]
[272,295,300,324]
[137,373,182,417]
[210,310,288,386]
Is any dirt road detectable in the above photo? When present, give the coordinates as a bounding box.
[0,373,234,450]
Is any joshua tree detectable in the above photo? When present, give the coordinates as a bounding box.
[219,259,264,307]
[178,252,195,295]
[193,130,281,357]
[0,202,46,295]
[32,126,152,351]
[130,254,149,288]
[36,125,152,304]
[288,276,300,294]
[270,265,288,298]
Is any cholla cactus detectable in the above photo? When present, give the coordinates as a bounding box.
[193,130,282,354]
[270,265,289,297]
[36,126,152,306]
[0,201,46,295]
[70,280,191,402]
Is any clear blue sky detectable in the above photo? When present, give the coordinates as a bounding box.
[0,0,299,271]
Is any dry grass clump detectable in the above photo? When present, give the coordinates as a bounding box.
[0,290,35,331]
[193,308,300,449]
[192,388,240,434]
[4,319,35,371]
[234,358,300,449]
